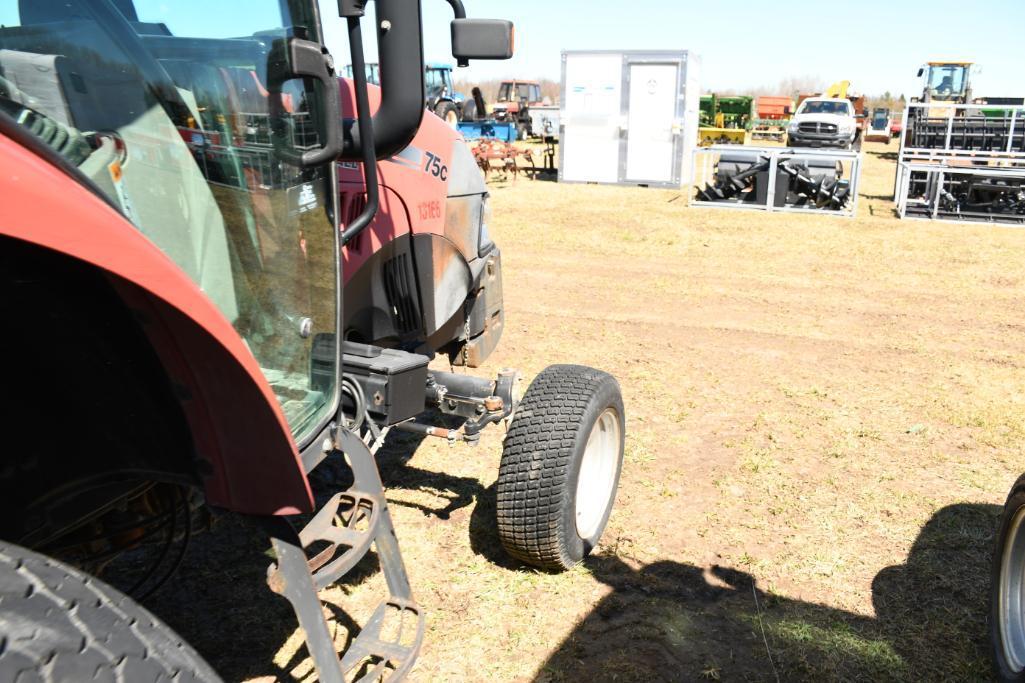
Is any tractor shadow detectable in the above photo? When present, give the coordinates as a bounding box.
[369,416,520,569]
[534,503,999,682]
[136,422,1000,683]
[131,419,455,680]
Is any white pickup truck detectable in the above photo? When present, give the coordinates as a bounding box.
[786,97,858,149]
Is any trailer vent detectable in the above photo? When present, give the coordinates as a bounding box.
[382,254,421,335]
[341,191,368,251]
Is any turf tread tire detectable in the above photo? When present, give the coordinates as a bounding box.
[0,541,221,683]
[990,473,1025,682]
[496,364,624,571]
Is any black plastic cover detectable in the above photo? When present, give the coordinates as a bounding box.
[342,342,429,425]
[451,19,514,61]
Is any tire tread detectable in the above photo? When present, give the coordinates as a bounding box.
[496,364,620,570]
[0,542,220,683]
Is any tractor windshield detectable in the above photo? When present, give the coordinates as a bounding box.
[345,62,380,86]
[426,66,449,98]
[927,64,968,101]
[498,82,532,103]
[0,0,339,443]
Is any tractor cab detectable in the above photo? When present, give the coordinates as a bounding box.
[496,79,542,110]
[0,0,344,443]
[344,62,381,85]
[0,1,627,680]
[918,62,973,104]
[425,62,463,126]
[425,63,456,102]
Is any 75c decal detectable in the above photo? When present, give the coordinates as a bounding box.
[424,151,448,181]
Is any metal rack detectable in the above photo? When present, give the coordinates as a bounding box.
[894,102,1025,226]
[690,145,863,218]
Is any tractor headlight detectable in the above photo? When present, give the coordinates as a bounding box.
[478,194,495,257]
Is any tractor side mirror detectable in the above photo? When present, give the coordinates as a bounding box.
[451,19,515,62]
[916,67,924,77]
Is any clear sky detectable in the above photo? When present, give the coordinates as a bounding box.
[1,0,1020,99]
[322,0,1024,99]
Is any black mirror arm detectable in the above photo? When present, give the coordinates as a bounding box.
[338,6,378,246]
[338,0,426,161]
[444,0,470,66]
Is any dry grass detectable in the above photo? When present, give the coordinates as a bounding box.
[151,142,1025,681]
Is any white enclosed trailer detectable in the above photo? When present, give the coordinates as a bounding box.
[559,50,700,188]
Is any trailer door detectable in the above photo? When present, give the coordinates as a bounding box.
[561,53,622,183]
[625,62,679,184]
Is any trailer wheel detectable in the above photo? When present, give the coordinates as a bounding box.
[0,541,221,683]
[435,101,460,129]
[496,365,625,570]
[991,474,1025,682]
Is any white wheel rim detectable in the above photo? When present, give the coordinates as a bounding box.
[1000,505,1025,672]
[575,408,621,539]
[445,111,459,128]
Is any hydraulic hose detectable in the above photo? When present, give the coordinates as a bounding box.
[340,14,379,246]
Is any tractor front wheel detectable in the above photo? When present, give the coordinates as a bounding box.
[0,542,221,682]
[435,101,460,129]
[496,365,625,571]
[990,474,1025,682]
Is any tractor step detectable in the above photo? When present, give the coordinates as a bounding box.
[339,599,424,680]
[264,427,422,683]
[298,490,380,590]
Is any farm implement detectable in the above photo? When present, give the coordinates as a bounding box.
[895,100,1025,225]
[699,94,753,145]
[864,108,894,144]
[750,95,793,142]
[692,147,861,216]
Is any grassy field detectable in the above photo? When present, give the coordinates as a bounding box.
[151,141,1025,681]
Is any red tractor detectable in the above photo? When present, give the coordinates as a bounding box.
[487,79,545,140]
[0,0,625,680]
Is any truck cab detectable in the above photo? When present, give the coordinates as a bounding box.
[787,97,858,149]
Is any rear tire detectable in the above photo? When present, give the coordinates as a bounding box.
[496,365,625,571]
[991,474,1025,681]
[434,101,459,129]
[0,541,221,683]
[459,99,477,122]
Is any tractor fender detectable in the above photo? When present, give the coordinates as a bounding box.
[0,133,313,516]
